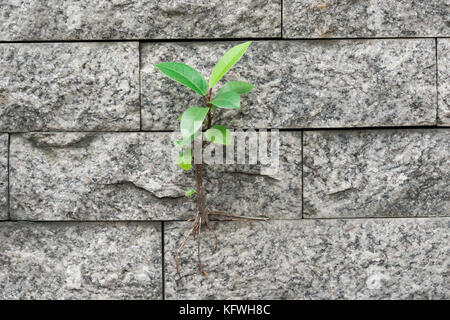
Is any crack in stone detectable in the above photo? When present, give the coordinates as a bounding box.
[328,187,357,196]
[222,170,281,181]
[25,133,98,150]
[98,180,185,200]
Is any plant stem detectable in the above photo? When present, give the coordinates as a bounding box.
[177,87,268,282]
[194,87,214,225]
[194,163,208,223]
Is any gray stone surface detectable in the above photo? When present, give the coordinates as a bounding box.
[142,40,436,130]
[0,42,139,132]
[438,39,450,125]
[284,0,450,38]
[0,222,162,299]
[304,129,450,218]
[165,218,449,299]
[0,1,280,41]
[10,132,301,220]
[0,134,7,220]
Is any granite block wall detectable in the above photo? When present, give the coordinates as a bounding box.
[0,1,448,299]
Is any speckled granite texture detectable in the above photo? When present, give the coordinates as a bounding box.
[438,39,450,125]
[0,42,140,132]
[0,134,7,220]
[142,40,436,129]
[304,129,450,218]
[284,0,450,38]
[0,1,281,41]
[1,1,449,301]
[10,132,301,220]
[165,218,449,299]
[0,222,162,299]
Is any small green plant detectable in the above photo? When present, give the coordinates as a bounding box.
[156,42,267,282]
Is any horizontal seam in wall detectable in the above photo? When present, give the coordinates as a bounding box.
[1,126,449,135]
[3,216,449,223]
[0,36,447,44]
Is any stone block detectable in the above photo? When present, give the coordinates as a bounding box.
[165,218,449,299]
[0,1,281,40]
[142,40,436,130]
[303,129,449,218]
[0,42,139,131]
[10,132,301,220]
[0,222,162,299]
[283,0,449,38]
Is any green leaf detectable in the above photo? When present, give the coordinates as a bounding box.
[180,107,209,140]
[205,125,232,145]
[217,81,254,96]
[173,130,202,148]
[177,148,193,171]
[209,41,252,88]
[185,189,196,197]
[155,62,208,96]
[210,91,240,109]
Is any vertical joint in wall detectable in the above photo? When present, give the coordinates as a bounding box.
[7,133,10,221]
[280,0,283,39]
[435,37,439,124]
[161,221,165,300]
[139,41,143,131]
[301,130,304,219]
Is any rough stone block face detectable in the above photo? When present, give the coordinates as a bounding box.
[1,0,448,301]
[10,132,301,220]
[284,0,450,38]
[0,134,7,220]
[141,40,436,130]
[0,42,140,132]
[165,218,449,299]
[438,39,450,125]
[0,1,281,41]
[0,222,162,299]
[304,129,450,218]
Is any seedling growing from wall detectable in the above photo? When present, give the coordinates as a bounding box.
[156,42,267,282]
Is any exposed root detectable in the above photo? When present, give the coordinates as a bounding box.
[197,217,208,278]
[175,210,269,283]
[175,216,198,284]
[208,211,269,222]
[205,219,218,252]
